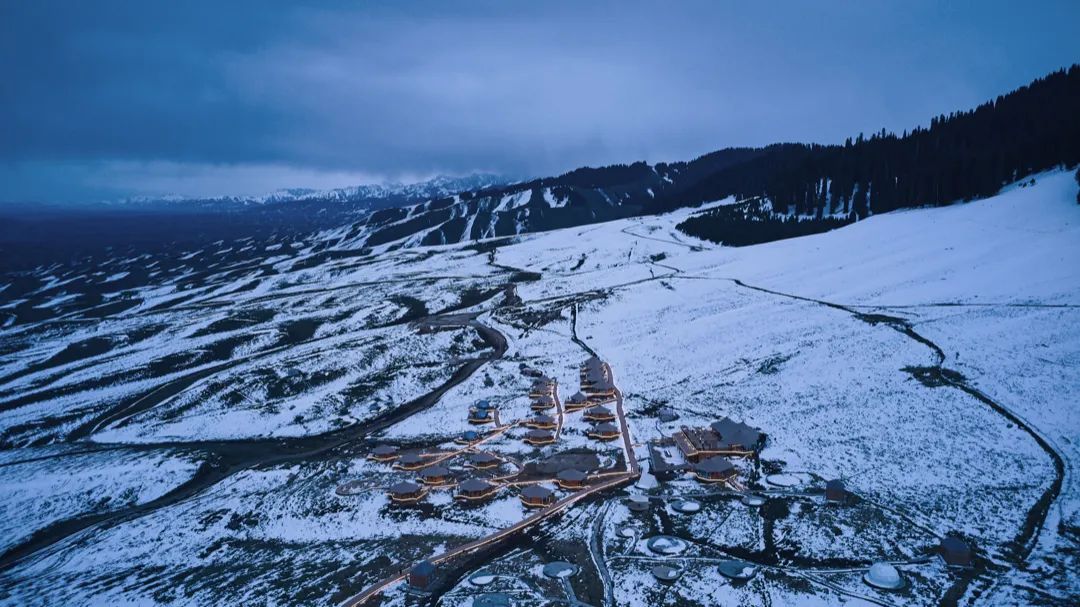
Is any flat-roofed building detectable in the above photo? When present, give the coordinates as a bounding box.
[648,440,689,481]
[658,408,680,423]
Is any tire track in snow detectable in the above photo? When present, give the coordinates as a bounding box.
[699,275,1066,606]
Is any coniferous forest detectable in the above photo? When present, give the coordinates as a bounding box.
[674,65,1080,245]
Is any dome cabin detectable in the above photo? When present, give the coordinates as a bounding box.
[467,451,501,470]
[520,484,557,508]
[456,430,481,444]
[395,452,430,471]
[694,457,736,483]
[530,395,556,411]
[671,499,701,514]
[587,422,620,441]
[825,479,846,504]
[456,478,498,502]
[940,536,973,567]
[529,377,556,398]
[472,399,495,412]
[556,468,587,490]
[419,465,451,486]
[525,414,557,430]
[368,444,399,462]
[388,481,427,504]
[651,565,681,583]
[564,391,590,411]
[579,356,605,385]
[584,377,616,400]
[524,429,556,446]
[468,409,495,425]
[863,562,904,590]
[583,406,615,422]
[580,357,616,399]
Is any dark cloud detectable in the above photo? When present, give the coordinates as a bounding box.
[2,0,1078,202]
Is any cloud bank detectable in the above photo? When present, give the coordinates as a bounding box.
[2,0,1078,202]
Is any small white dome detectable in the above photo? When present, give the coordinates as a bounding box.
[864,562,903,589]
[673,499,701,513]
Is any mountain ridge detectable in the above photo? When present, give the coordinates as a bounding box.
[109,173,510,211]
[324,65,1079,251]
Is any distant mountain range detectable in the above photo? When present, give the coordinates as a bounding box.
[323,65,1079,251]
[114,173,510,213]
[0,175,512,270]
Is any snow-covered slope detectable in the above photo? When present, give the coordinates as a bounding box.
[319,153,763,251]
[0,171,1077,606]
[498,169,1080,605]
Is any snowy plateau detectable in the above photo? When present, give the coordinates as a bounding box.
[0,170,1078,607]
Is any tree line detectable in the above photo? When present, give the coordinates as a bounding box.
[669,65,1080,244]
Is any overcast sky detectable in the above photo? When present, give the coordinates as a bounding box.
[2,1,1078,203]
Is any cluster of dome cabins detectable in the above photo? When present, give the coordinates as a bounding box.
[370,442,551,507]
[370,357,620,509]
[635,419,977,591]
[368,355,976,595]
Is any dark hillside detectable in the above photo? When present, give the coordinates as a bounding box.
[675,65,1080,244]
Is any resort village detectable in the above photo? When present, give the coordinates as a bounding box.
[337,353,975,606]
